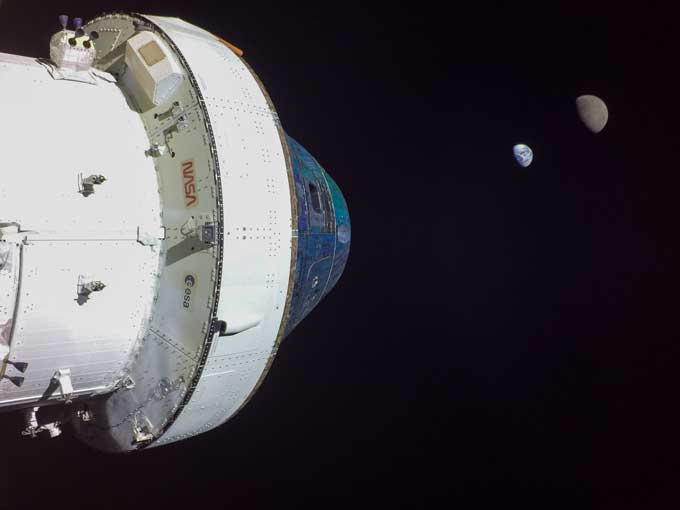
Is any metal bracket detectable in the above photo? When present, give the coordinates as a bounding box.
[78,173,107,197]
[158,101,189,151]
[0,223,28,244]
[76,408,93,423]
[52,368,74,403]
[131,413,154,445]
[21,407,62,439]
[145,143,168,158]
[155,100,188,126]
[179,217,216,245]
[111,373,136,392]
[0,223,19,237]
[199,223,216,245]
[78,275,106,296]
[121,375,135,390]
[137,226,166,246]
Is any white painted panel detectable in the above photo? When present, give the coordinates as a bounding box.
[0,51,161,407]
[144,16,293,444]
[0,53,160,236]
[0,241,157,404]
[155,351,268,445]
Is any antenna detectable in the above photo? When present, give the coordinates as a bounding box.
[7,360,28,373]
[3,375,24,388]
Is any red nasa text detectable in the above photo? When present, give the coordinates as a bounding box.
[181,160,198,208]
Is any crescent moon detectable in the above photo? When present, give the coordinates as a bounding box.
[576,95,609,134]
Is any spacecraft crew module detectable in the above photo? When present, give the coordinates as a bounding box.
[0,13,350,452]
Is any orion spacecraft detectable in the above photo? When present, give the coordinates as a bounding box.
[0,12,350,451]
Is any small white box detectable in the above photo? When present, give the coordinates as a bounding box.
[124,31,184,109]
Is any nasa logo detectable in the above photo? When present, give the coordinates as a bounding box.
[183,274,196,309]
[181,160,198,208]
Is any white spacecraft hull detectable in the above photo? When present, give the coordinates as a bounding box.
[0,13,294,450]
[0,12,350,451]
[0,52,163,406]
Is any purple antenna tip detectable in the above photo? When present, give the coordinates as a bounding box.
[73,18,83,29]
[58,15,69,29]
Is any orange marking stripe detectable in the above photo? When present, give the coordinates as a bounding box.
[214,35,244,57]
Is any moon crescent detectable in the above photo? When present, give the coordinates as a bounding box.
[576,95,609,134]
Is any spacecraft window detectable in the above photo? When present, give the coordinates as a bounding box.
[139,41,166,67]
[309,182,322,214]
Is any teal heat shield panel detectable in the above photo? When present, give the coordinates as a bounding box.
[283,136,351,338]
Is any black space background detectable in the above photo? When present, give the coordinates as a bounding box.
[1,1,680,508]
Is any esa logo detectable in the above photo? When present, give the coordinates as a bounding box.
[183,274,196,309]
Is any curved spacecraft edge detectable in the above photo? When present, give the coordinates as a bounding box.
[0,13,350,452]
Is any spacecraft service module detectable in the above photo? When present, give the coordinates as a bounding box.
[0,13,350,452]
